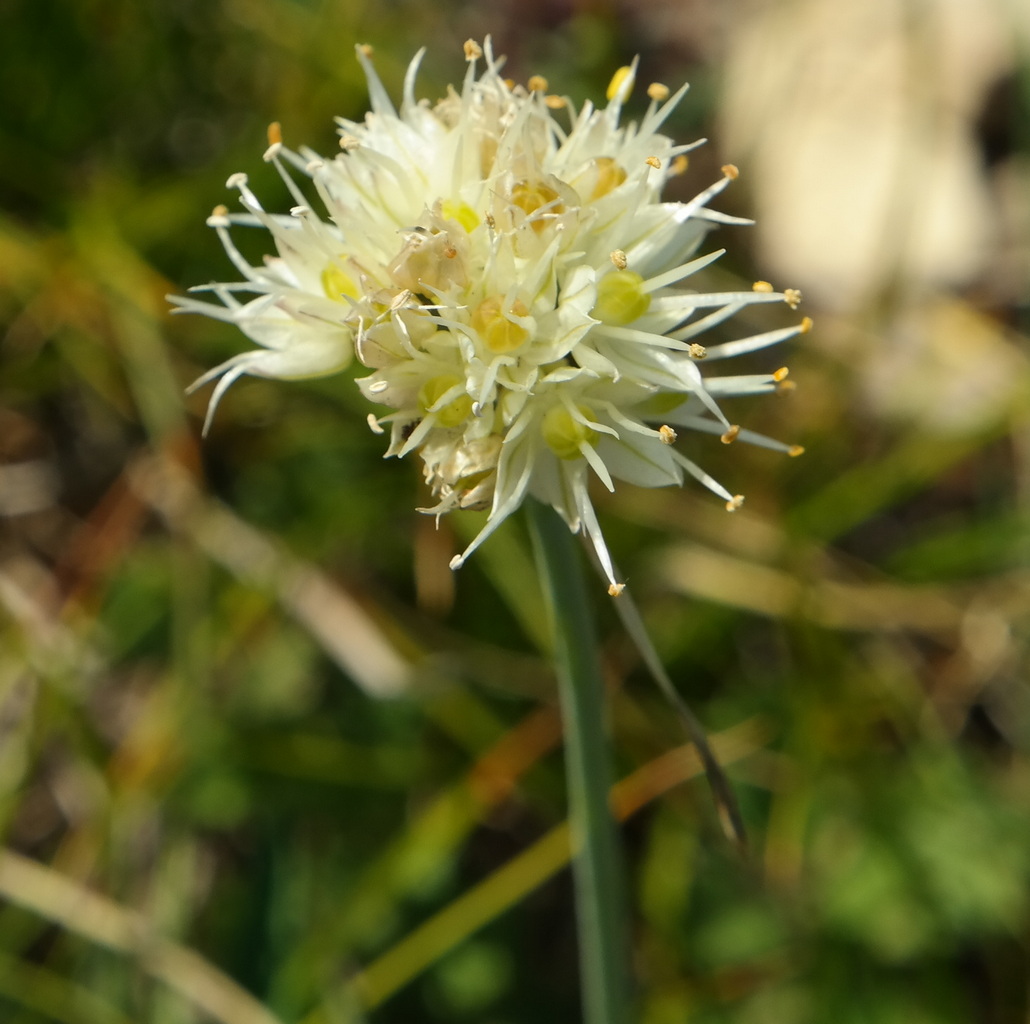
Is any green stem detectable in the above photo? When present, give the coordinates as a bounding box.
[527,499,629,1024]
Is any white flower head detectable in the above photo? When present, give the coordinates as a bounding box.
[175,40,810,593]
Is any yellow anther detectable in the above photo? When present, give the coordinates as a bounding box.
[645,155,662,169]
[589,157,627,199]
[752,280,774,293]
[441,199,480,233]
[799,316,814,333]
[610,249,628,270]
[543,405,599,460]
[658,424,677,445]
[720,424,741,445]
[689,343,707,359]
[528,74,548,92]
[212,204,229,218]
[358,43,374,58]
[784,288,802,309]
[545,94,566,109]
[788,445,805,458]
[776,379,797,393]
[339,133,360,150]
[592,270,651,325]
[321,261,358,302]
[418,375,473,428]
[503,78,516,90]
[267,121,282,146]
[472,295,531,353]
[670,154,689,176]
[510,180,564,232]
[607,65,635,102]
[725,495,745,512]
[772,367,790,382]
[721,164,740,180]
[647,82,670,101]
[608,582,626,597]
[464,39,482,60]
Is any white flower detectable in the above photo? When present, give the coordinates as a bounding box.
[175,39,810,593]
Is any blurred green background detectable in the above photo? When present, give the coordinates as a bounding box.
[2,1,1030,1022]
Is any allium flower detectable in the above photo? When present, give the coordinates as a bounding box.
[174,39,810,595]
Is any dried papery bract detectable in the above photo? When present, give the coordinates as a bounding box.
[174,39,808,591]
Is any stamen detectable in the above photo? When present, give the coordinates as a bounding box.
[725,495,745,511]
[659,424,677,445]
[645,156,662,169]
[721,164,740,180]
[464,39,482,60]
[261,140,282,165]
[784,288,802,309]
[608,583,626,597]
[720,425,740,445]
[527,74,548,92]
[267,122,282,146]
[545,95,566,109]
[689,343,707,359]
[772,367,790,382]
[207,205,231,227]
[610,249,628,270]
[647,82,670,101]
[788,445,805,457]
[670,155,689,176]
[752,280,774,293]
[800,315,814,333]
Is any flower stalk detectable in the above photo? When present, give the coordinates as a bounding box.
[528,498,629,1024]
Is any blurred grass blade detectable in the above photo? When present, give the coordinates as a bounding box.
[0,850,286,1024]
[128,452,412,697]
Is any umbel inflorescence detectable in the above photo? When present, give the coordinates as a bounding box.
[174,39,809,595]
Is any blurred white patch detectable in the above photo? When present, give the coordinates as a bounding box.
[719,0,1017,311]
[862,298,1028,434]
